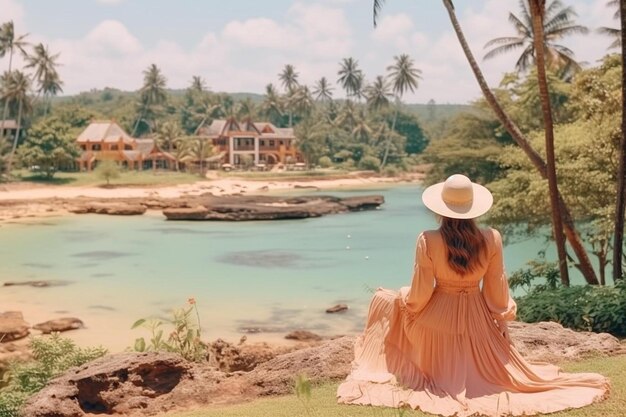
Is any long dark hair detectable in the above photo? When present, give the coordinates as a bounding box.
[440,217,487,274]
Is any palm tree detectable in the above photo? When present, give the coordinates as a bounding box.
[337,57,364,101]
[337,99,359,131]
[352,118,373,144]
[132,64,167,136]
[261,83,284,126]
[25,43,63,116]
[483,0,588,76]
[364,75,392,112]
[528,0,570,285]
[279,65,299,126]
[290,85,314,120]
[190,75,206,93]
[613,0,626,282]
[236,98,257,120]
[2,70,31,173]
[598,1,621,49]
[156,121,182,153]
[313,77,334,102]
[383,54,421,168]
[372,0,600,285]
[171,138,191,172]
[188,137,213,175]
[0,21,28,141]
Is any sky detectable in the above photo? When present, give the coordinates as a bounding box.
[0,0,619,104]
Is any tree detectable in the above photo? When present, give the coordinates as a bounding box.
[312,77,334,102]
[338,57,364,101]
[17,120,78,178]
[614,0,626,281]
[2,70,32,174]
[290,85,314,121]
[190,75,206,93]
[260,83,284,126]
[278,64,299,126]
[483,0,588,77]
[0,20,28,141]
[364,75,392,113]
[373,0,600,285]
[156,121,182,153]
[597,1,621,49]
[25,43,63,116]
[132,64,167,136]
[95,159,121,185]
[188,137,213,175]
[384,54,421,168]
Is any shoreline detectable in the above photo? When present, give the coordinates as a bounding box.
[0,174,422,225]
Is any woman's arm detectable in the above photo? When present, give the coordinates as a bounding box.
[482,229,517,322]
[403,233,435,315]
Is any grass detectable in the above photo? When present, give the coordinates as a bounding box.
[166,354,626,417]
[215,169,353,181]
[10,169,201,187]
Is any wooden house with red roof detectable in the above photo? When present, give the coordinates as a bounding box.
[76,121,175,171]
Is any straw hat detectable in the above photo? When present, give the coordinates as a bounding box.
[421,174,493,219]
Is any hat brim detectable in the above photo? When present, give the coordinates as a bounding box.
[421,182,493,219]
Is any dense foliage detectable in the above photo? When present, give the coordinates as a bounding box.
[0,335,107,417]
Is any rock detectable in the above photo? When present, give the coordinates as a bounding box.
[162,206,210,220]
[326,304,349,314]
[508,321,622,361]
[209,339,296,373]
[4,280,71,288]
[0,311,30,342]
[33,318,84,334]
[285,330,323,342]
[294,185,320,190]
[68,203,146,216]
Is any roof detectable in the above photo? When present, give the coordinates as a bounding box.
[0,120,19,130]
[201,120,294,139]
[76,121,134,145]
[122,150,142,161]
[135,138,156,157]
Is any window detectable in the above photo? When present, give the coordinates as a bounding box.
[280,141,284,146]
[270,140,275,147]
[124,145,133,150]
[92,144,101,151]
[111,145,118,151]
[80,145,86,151]
[260,140,265,146]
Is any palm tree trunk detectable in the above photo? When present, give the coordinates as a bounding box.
[0,47,14,143]
[529,0,570,286]
[132,108,146,137]
[441,0,598,285]
[6,97,23,173]
[613,0,626,282]
[382,101,399,168]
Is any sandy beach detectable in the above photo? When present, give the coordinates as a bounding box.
[0,173,422,224]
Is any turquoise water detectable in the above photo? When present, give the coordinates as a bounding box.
[0,186,563,349]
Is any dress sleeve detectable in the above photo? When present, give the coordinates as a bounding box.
[403,233,435,315]
[482,229,517,321]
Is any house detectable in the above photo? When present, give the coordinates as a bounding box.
[76,121,176,171]
[0,119,22,140]
[199,117,302,167]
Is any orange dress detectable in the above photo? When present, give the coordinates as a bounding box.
[337,228,609,416]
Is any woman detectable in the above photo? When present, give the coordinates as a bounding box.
[337,175,609,416]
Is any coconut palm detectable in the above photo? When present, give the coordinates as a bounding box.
[337,99,359,131]
[2,70,31,173]
[290,85,314,120]
[383,54,421,168]
[188,137,214,175]
[261,83,284,126]
[372,0,600,285]
[598,0,621,49]
[364,75,392,113]
[279,65,299,126]
[0,21,29,141]
[190,75,206,93]
[236,98,257,120]
[338,57,364,101]
[156,121,182,153]
[25,43,63,116]
[352,118,373,144]
[313,77,334,102]
[132,64,167,136]
[483,0,588,75]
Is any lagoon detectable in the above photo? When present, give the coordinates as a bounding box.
[0,185,567,350]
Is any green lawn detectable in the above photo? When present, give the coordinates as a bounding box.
[10,169,201,187]
[166,354,626,417]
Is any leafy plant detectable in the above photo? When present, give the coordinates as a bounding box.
[132,298,207,362]
[94,159,121,185]
[294,373,313,416]
[0,334,107,417]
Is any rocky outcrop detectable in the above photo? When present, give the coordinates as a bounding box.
[4,280,71,287]
[326,304,349,313]
[163,195,384,221]
[21,322,623,417]
[68,202,147,216]
[285,330,323,342]
[33,318,84,334]
[0,311,30,342]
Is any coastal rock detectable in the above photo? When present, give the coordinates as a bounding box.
[0,341,31,375]
[4,280,71,288]
[326,304,349,313]
[162,206,210,220]
[68,203,147,216]
[209,339,296,373]
[33,317,84,334]
[285,330,323,342]
[508,321,622,361]
[0,311,30,342]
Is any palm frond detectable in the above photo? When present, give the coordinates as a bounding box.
[373,0,387,27]
[484,41,525,61]
[547,24,589,39]
[508,12,532,37]
[484,36,525,48]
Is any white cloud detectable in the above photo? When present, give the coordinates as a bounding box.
[96,0,125,4]
[0,0,25,28]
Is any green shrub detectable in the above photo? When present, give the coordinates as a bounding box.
[94,159,121,185]
[512,261,626,336]
[317,156,332,168]
[0,334,107,417]
[132,298,207,362]
[358,156,381,172]
[382,165,399,177]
